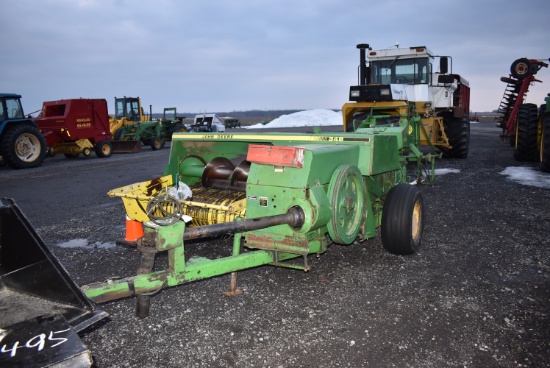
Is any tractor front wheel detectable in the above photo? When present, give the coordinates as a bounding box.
[514,104,539,161]
[0,124,47,169]
[95,140,112,158]
[381,184,424,255]
[150,136,165,150]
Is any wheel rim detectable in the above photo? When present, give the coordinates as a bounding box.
[15,133,41,162]
[411,200,422,242]
[102,144,111,155]
[514,62,529,77]
[327,165,366,244]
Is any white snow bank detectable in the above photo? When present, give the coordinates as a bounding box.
[245,109,341,129]
[500,166,550,189]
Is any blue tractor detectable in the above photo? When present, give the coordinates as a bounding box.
[0,93,47,169]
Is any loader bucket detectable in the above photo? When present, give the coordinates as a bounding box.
[0,198,107,367]
[111,140,142,153]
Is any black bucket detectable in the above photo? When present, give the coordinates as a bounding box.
[0,198,107,367]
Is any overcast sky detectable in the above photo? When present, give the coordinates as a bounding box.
[3,0,550,115]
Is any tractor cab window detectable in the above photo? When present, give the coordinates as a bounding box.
[115,99,125,119]
[5,98,24,119]
[127,100,140,121]
[115,99,141,121]
[371,57,430,85]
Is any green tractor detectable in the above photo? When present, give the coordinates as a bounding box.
[112,107,186,153]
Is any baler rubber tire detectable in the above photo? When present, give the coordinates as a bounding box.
[95,140,113,158]
[326,165,366,245]
[82,147,92,157]
[381,184,423,255]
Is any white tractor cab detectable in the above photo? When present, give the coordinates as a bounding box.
[188,114,226,132]
[346,44,471,158]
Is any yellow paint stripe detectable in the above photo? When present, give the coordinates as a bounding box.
[172,132,355,142]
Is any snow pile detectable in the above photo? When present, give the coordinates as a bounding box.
[245,109,341,129]
[500,167,550,189]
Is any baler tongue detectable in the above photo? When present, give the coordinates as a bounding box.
[111,140,142,153]
[0,198,107,367]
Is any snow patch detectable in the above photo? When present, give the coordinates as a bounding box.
[58,238,116,249]
[245,109,341,128]
[435,168,461,175]
[500,166,550,189]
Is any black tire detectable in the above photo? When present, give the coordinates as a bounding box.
[510,58,532,80]
[345,112,370,132]
[82,147,92,157]
[440,115,470,158]
[150,136,165,150]
[0,123,46,169]
[381,184,424,255]
[171,123,187,133]
[95,140,112,158]
[514,103,539,161]
[540,112,550,172]
[113,128,124,141]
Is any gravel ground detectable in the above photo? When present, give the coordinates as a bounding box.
[1,123,549,367]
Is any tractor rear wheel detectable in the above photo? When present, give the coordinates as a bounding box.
[0,124,46,169]
[514,103,539,161]
[95,140,112,158]
[441,116,470,158]
[381,184,424,255]
[540,113,550,172]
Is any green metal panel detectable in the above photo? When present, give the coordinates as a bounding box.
[368,134,401,175]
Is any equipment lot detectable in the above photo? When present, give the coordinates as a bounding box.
[0,123,548,367]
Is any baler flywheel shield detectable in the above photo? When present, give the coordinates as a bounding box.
[326,165,367,244]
